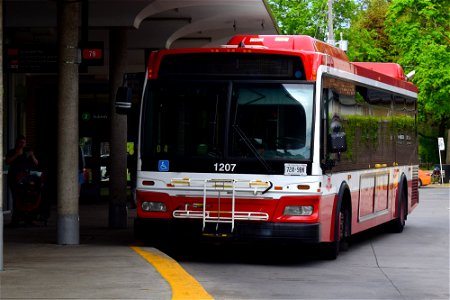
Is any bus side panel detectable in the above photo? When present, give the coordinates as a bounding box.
[319,194,338,242]
[359,175,375,217]
[409,177,419,212]
[351,176,398,235]
[350,189,392,237]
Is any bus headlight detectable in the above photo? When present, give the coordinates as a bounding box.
[283,205,313,216]
[141,201,167,212]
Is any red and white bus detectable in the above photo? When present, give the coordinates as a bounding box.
[117,35,419,258]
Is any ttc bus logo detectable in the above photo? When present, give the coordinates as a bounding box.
[326,176,332,191]
[158,160,169,172]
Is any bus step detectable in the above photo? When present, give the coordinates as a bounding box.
[202,222,234,237]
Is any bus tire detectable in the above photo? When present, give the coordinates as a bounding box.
[321,206,349,259]
[322,185,351,259]
[339,204,350,252]
[134,218,168,247]
[391,180,407,233]
[133,218,145,242]
[134,218,157,245]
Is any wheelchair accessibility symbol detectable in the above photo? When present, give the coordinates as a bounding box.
[158,160,169,172]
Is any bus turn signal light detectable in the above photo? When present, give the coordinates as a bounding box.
[297,184,310,190]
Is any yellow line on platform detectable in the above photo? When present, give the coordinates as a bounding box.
[131,246,214,300]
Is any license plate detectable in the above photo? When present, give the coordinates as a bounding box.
[284,163,307,176]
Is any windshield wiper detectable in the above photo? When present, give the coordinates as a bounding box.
[232,124,273,174]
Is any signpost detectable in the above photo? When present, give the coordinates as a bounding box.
[438,137,445,184]
[0,0,4,272]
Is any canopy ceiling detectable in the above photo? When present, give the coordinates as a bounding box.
[5,0,279,49]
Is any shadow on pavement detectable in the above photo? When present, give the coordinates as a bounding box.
[3,200,136,246]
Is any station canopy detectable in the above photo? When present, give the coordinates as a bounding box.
[5,0,279,50]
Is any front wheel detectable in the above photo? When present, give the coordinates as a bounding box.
[133,218,160,245]
[321,204,350,259]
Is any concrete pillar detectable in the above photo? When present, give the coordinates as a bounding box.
[57,0,80,244]
[0,0,4,271]
[108,29,128,229]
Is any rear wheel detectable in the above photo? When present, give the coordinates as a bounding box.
[391,188,407,233]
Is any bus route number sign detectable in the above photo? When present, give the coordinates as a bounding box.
[284,163,307,176]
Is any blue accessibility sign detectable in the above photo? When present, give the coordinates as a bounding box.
[158,160,169,172]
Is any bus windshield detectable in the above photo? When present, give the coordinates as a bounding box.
[231,83,313,160]
[141,81,314,174]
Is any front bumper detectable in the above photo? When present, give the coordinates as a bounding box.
[135,218,320,243]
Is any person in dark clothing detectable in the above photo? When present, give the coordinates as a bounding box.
[5,135,38,173]
[5,135,39,225]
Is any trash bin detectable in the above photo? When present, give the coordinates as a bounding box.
[434,164,450,183]
[442,165,450,183]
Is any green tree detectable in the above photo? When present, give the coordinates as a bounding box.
[386,0,450,162]
[267,0,450,164]
[267,0,360,41]
[386,0,450,125]
[344,0,391,61]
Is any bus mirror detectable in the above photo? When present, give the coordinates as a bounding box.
[329,132,347,153]
[115,87,132,114]
[329,115,346,153]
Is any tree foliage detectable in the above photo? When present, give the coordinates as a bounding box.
[267,0,450,163]
[386,0,450,129]
[345,0,391,62]
[267,0,359,41]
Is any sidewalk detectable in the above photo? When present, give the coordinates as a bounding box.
[0,202,171,300]
[422,182,450,188]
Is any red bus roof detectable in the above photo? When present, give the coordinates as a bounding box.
[227,34,349,62]
[147,35,418,94]
[352,62,406,80]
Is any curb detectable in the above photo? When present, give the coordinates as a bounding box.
[422,183,450,188]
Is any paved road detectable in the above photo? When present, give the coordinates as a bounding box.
[0,187,448,299]
[169,187,449,299]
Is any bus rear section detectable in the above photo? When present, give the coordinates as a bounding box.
[117,34,419,259]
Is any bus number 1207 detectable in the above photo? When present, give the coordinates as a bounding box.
[214,163,236,172]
